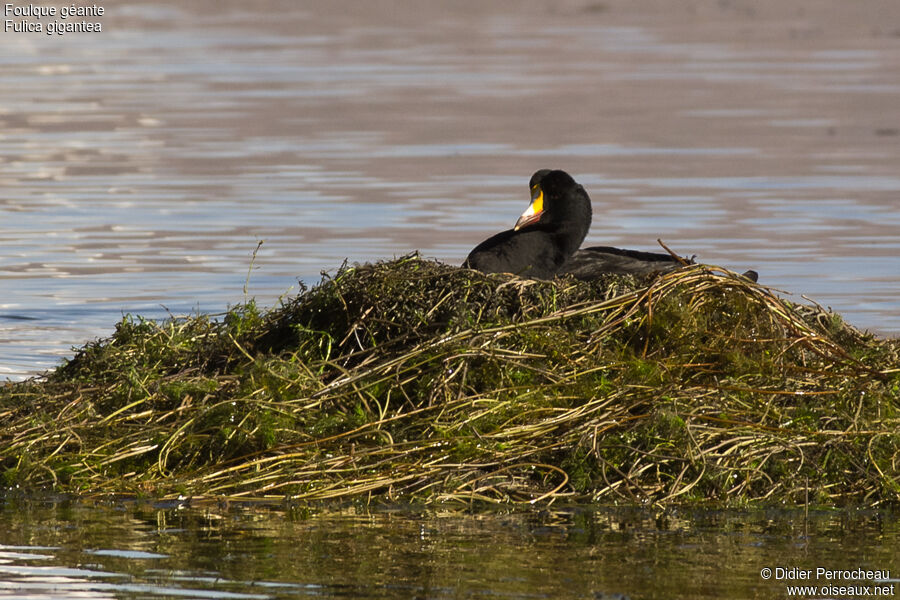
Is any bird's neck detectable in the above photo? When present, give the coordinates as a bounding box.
[554,219,589,257]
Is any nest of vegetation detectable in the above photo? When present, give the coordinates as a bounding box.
[1,254,899,508]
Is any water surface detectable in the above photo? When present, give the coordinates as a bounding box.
[0,500,897,599]
[2,0,899,379]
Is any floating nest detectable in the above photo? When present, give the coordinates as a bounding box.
[1,254,898,507]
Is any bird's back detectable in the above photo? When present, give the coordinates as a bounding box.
[558,246,682,279]
[464,228,565,279]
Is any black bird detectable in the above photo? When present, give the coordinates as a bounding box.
[464,169,757,282]
[463,169,592,279]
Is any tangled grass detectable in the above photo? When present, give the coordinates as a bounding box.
[1,254,898,507]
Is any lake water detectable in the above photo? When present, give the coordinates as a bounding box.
[0,499,898,600]
[1,0,899,381]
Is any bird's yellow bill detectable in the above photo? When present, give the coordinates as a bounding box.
[514,187,544,231]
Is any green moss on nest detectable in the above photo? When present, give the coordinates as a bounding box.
[1,253,898,507]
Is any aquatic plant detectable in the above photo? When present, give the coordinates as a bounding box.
[1,254,898,508]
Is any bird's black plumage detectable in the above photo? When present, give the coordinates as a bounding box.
[463,169,592,279]
[464,169,757,282]
[558,246,683,279]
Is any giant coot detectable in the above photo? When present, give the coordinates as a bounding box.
[463,169,592,279]
[464,169,685,279]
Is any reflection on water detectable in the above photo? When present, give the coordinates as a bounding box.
[2,0,899,380]
[0,500,897,600]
